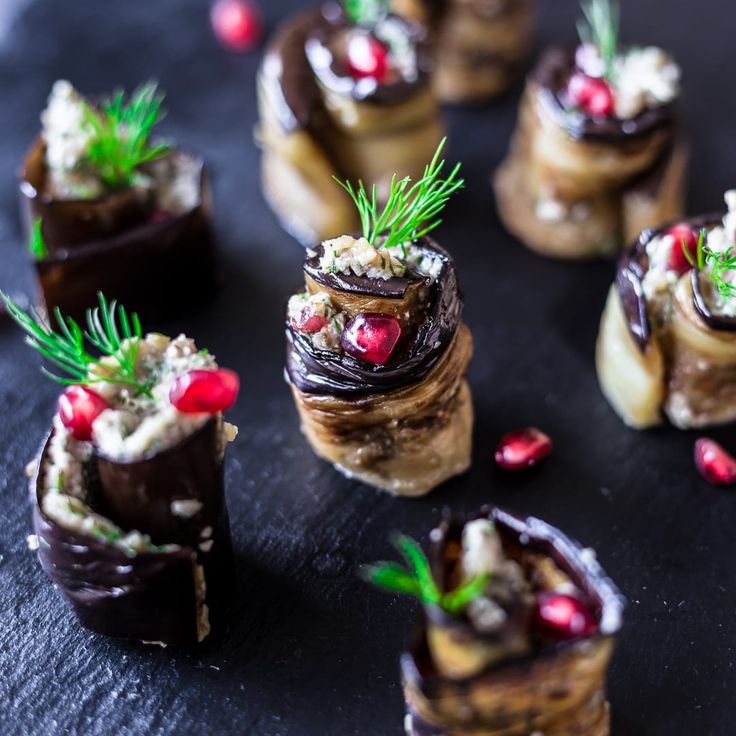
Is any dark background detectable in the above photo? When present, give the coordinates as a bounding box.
[1,0,735,734]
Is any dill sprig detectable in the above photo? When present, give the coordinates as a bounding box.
[361,533,490,616]
[577,0,619,80]
[344,0,388,26]
[28,218,48,260]
[0,291,153,396]
[83,81,171,190]
[334,138,464,252]
[684,228,736,301]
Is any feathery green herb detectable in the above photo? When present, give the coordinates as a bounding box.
[343,0,388,26]
[684,228,736,301]
[361,533,490,616]
[0,291,153,396]
[334,138,464,252]
[82,82,170,189]
[577,0,620,80]
[28,218,48,260]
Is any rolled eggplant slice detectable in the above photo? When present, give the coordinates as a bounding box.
[393,0,535,105]
[21,142,216,322]
[285,235,473,496]
[401,508,624,736]
[17,323,240,645]
[596,204,736,429]
[257,4,444,245]
[494,41,684,259]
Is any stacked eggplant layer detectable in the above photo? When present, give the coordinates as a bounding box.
[286,237,473,496]
[21,143,216,322]
[596,217,736,429]
[494,49,686,259]
[392,0,534,104]
[31,416,234,646]
[257,4,444,245]
[402,509,624,736]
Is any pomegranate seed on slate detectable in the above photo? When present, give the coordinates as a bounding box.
[170,369,240,414]
[210,0,263,52]
[495,428,552,470]
[346,33,389,82]
[666,224,698,274]
[535,593,597,640]
[292,309,328,335]
[341,313,402,365]
[567,72,615,117]
[694,438,736,486]
[58,386,111,441]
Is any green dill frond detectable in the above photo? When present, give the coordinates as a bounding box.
[83,81,171,190]
[360,533,489,615]
[683,227,736,302]
[343,0,388,26]
[333,138,464,251]
[577,0,620,80]
[28,218,48,260]
[0,291,152,396]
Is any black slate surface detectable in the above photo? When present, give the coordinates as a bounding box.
[1,1,735,734]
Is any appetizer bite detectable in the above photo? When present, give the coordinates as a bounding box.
[3,292,238,646]
[494,0,685,259]
[284,141,472,496]
[391,0,534,105]
[21,81,216,320]
[597,192,736,429]
[257,0,444,245]
[364,508,624,735]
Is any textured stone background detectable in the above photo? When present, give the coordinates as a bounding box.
[0,1,735,734]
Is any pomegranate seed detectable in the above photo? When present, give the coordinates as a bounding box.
[567,72,614,117]
[535,593,597,640]
[58,386,111,441]
[346,32,389,82]
[210,0,262,52]
[341,313,402,365]
[694,438,736,486]
[170,369,240,414]
[495,427,552,470]
[291,308,328,335]
[666,224,698,275]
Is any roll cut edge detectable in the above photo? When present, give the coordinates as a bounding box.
[401,508,624,736]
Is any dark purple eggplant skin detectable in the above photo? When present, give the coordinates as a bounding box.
[20,141,217,323]
[30,420,234,646]
[401,506,625,697]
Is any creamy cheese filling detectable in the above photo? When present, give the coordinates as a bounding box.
[642,190,736,320]
[288,291,347,352]
[575,43,681,120]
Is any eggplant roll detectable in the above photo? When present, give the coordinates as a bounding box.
[28,334,238,645]
[257,3,444,245]
[392,0,534,105]
[494,46,685,259]
[402,508,624,736]
[597,196,736,430]
[285,235,473,496]
[20,83,216,322]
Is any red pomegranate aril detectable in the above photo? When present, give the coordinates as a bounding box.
[535,593,597,640]
[292,309,328,335]
[341,313,402,365]
[210,0,263,52]
[495,427,552,470]
[567,72,614,117]
[694,438,736,486]
[170,369,240,414]
[58,386,111,441]
[666,224,699,275]
[346,33,389,82]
